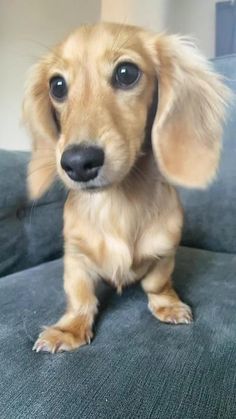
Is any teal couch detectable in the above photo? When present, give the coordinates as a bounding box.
[0,55,235,419]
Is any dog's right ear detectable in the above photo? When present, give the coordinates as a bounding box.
[23,59,58,199]
[146,34,231,189]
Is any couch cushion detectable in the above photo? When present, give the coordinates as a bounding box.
[180,54,236,254]
[0,247,235,419]
[0,150,66,277]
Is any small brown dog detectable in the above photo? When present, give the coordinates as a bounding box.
[23,22,229,353]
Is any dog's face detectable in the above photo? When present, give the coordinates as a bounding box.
[23,22,229,198]
[51,25,155,191]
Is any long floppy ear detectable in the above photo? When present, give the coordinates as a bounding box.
[149,35,231,188]
[23,59,58,199]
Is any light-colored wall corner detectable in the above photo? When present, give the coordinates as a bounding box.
[167,0,216,58]
[0,0,100,151]
[101,0,218,57]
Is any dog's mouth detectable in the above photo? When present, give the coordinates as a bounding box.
[79,180,112,192]
[61,171,114,193]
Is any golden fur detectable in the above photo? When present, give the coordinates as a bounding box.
[23,22,229,353]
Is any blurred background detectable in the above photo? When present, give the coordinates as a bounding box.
[1,0,235,151]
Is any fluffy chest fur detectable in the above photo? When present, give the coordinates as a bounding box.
[64,171,183,290]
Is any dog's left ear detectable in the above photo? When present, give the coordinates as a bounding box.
[148,34,231,188]
[22,58,58,199]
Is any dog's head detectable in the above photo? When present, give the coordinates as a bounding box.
[23,22,230,198]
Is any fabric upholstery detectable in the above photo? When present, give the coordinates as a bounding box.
[0,246,235,419]
[0,53,236,419]
[180,54,236,254]
[0,57,235,280]
[0,150,67,277]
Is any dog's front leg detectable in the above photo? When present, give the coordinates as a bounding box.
[33,253,98,353]
[142,255,192,324]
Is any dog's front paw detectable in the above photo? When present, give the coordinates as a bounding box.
[33,325,93,353]
[149,301,193,324]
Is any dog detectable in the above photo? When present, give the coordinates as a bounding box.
[23,22,229,353]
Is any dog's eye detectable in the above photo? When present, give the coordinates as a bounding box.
[113,62,141,89]
[49,76,68,101]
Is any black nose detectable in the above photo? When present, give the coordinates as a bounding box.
[61,145,105,182]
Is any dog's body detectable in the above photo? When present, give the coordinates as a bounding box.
[23,23,229,353]
[65,155,182,290]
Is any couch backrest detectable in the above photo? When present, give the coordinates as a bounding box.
[180,54,236,254]
[0,150,66,277]
[0,56,235,278]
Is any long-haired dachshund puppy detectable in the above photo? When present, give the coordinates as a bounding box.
[23,22,229,353]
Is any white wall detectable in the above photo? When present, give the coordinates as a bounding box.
[101,0,218,57]
[0,0,100,151]
[167,0,216,58]
[101,0,172,32]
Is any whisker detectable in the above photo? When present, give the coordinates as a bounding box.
[28,163,56,177]
[32,147,55,151]
[30,157,56,165]
[110,18,131,53]
[22,38,65,64]
[112,30,139,56]
[30,155,55,163]
[131,165,148,184]
[28,198,37,226]
[110,22,128,54]
[28,173,67,225]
